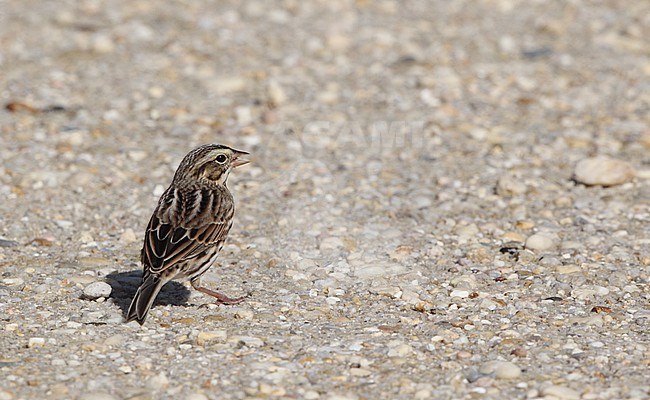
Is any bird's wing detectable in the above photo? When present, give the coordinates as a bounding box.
[141,188,234,275]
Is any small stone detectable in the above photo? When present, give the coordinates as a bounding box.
[387,343,412,357]
[327,34,350,51]
[450,289,470,298]
[574,157,635,186]
[479,361,522,379]
[233,308,254,320]
[209,76,246,95]
[28,337,46,348]
[496,175,526,196]
[502,232,525,243]
[235,106,253,125]
[554,265,582,274]
[479,298,498,310]
[230,336,264,347]
[147,372,169,390]
[320,237,345,251]
[349,368,372,377]
[148,87,165,99]
[91,34,115,54]
[79,231,94,243]
[82,281,112,300]
[55,220,74,229]
[49,384,68,397]
[103,334,125,347]
[128,150,148,161]
[78,393,118,400]
[152,185,165,197]
[185,394,209,400]
[325,297,341,305]
[196,331,227,346]
[455,224,479,238]
[0,239,18,247]
[2,278,24,287]
[525,233,556,251]
[540,385,580,400]
[267,80,287,107]
[119,228,137,244]
[353,262,407,279]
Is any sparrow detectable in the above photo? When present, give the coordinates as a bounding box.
[126,144,249,325]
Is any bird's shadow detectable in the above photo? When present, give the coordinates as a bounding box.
[106,270,191,318]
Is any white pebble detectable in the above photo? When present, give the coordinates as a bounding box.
[574,156,635,186]
[119,228,137,244]
[185,394,209,400]
[82,281,112,300]
[450,289,470,298]
[230,336,264,347]
[387,343,412,357]
[540,385,580,400]
[479,361,522,379]
[267,80,287,106]
[78,393,118,400]
[28,337,46,348]
[325,297,341,305]
[196,331,227,346]
[525,233,556,251]
[152,185,165,197]
[147,372,169,390]
[235,106,252,125]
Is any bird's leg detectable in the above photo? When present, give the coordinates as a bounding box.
[190,278,247,305]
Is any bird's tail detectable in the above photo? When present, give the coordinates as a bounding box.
[126,275,165,325]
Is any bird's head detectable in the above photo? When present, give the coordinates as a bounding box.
[174,144,249,186]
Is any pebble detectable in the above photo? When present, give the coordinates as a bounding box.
[233,308,254,320]
[496,175,526,196]
[82,281,112,300]
[78,393,118,400]
[230,336,264,347]
[185,394,209,400]
[574,157,635,186]
[353,262,406,280]
[502,231,525,243]
[525,233,556,251]
[320,237,345,251]
[235,106,253,125]
[387,343,412,357]
[540,385,581,400]
[196,331,227,346]
[152,185,165,197]
[119,228,137,244]
[450,289,470,298]
[147,372,170,390]
[267,80,287,107]
[91,34,116,54]
[103,334,125,347]
[2,278,24,287]
[209,76,246,95]
[478,361,522,379]
[28,337,46,348]
[0,239,18,247]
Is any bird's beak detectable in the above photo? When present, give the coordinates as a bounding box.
[231,150,250,168]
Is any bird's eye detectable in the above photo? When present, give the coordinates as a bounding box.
[215,154,228,164]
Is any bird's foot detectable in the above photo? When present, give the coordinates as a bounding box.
[192,284,249,305]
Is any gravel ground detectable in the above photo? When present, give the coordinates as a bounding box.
[1,1,649,399]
